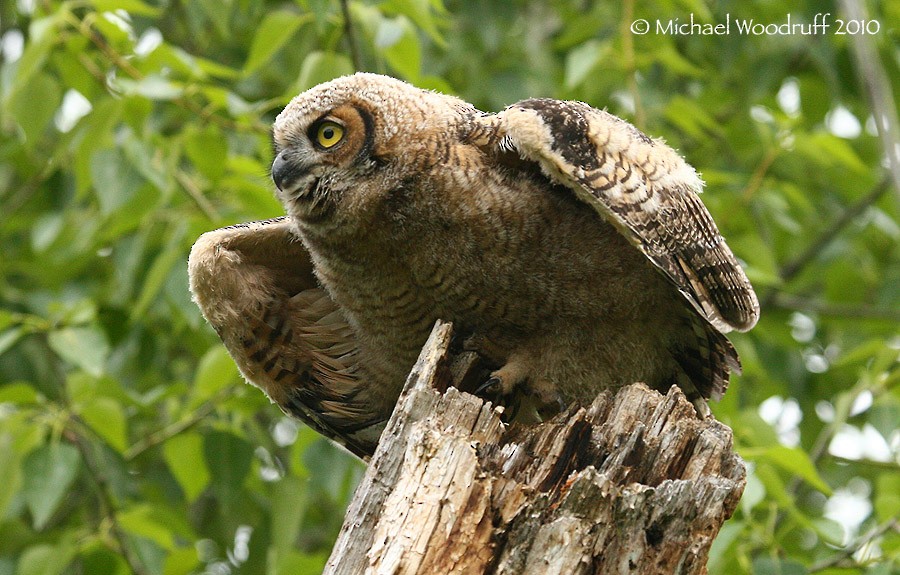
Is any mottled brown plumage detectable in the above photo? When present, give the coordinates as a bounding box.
[189,73,759,458]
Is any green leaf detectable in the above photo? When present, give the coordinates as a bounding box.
[794,132,869,174]
[31,213,65,252]
[752,556,808,575]
[80,398,128,452]
[377,16,421,81]
[564,40,604,89]
[6,72,61,146]
[90,148,145,216]
[162,547,201,575]
[243,10,310,76]
[0,310,14,331]
[0,435,23,518]
[753,462,793,508]
[116,76,183,100]
[272,551,328,575]
[118,504,176,549]
[73,98,123,195]
[131,247,183,321]
[812,518,845,546]
[0,383,39,404]
[91,0,161,16]
[203,430,253,503]
[122,134,174,194]
[875,474,900,522]
[163,432,210,502]
[47,326,110,377]
[184,125,228,183]
[78,547,129,575]
[2,14,61,106]
[197,0,232,38]
[665,96,725,139]
[0,326,26,357]
[272,476,309,553]
[22,443,81,530]
[740,470,765,514]
[190,346,240,408]
[750,446,832,495]
[15,542,77,575]
[294,52,355,93]
[707,520,743,573]
[382,0,446,44]
[89,12,136,52]
[648,44,704,77]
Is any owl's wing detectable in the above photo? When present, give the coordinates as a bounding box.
[188,217,382,459]
[471,99,759,335]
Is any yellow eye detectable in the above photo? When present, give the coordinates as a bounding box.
[315,121,344,148]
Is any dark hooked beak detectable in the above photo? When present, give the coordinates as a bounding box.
[272,149,304,191]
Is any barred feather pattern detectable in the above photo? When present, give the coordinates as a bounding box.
[188,217,381,458]
[477,99,760,334]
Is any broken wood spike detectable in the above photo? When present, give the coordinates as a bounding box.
[325,320,746,575]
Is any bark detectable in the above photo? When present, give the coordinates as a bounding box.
[325,321,746,575]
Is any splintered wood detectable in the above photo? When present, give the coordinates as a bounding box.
[325,321,745,575]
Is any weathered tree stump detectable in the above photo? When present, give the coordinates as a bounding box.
[325,321,745,575]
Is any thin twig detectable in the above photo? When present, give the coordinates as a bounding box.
[808,518,899,573]
[780,177,890,284]
[68,12,268,134]
[175,170,221,221]
[828,455,900,472]
[780,383,867,501]
[3,158,58,215]
[124,385,238,461]
[760,177,892,309]
[838,0,900,207]
[769,293,900,323]
[740,147,779,201]
[340,0,362,72]
[65,425,151,575]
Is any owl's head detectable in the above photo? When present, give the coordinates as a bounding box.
[271,73,473,225]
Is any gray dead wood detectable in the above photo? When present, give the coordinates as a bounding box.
[324,321,746,575]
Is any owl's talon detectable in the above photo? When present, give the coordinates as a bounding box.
[475,376,502,397]
[473,375,523,421]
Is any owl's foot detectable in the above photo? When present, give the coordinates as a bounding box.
[473,375,519,420]
[471,356,533,420]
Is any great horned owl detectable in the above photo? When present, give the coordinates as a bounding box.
[189,73,759,459]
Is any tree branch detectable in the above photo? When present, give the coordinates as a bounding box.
[65,424,151,575]
[174,170,222,222]
[761,176,892,309]
[837,0,900,206]
[808,518,899,573]
[740,147,779,202]
[124,384,238,461]
[67,12,269,135]
[768,293,900,323]
[340,0,362,72]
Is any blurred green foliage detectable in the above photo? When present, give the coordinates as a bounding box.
[0,0,897,574]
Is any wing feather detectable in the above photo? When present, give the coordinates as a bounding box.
[188,217,382,459]
[474,99,759,333]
